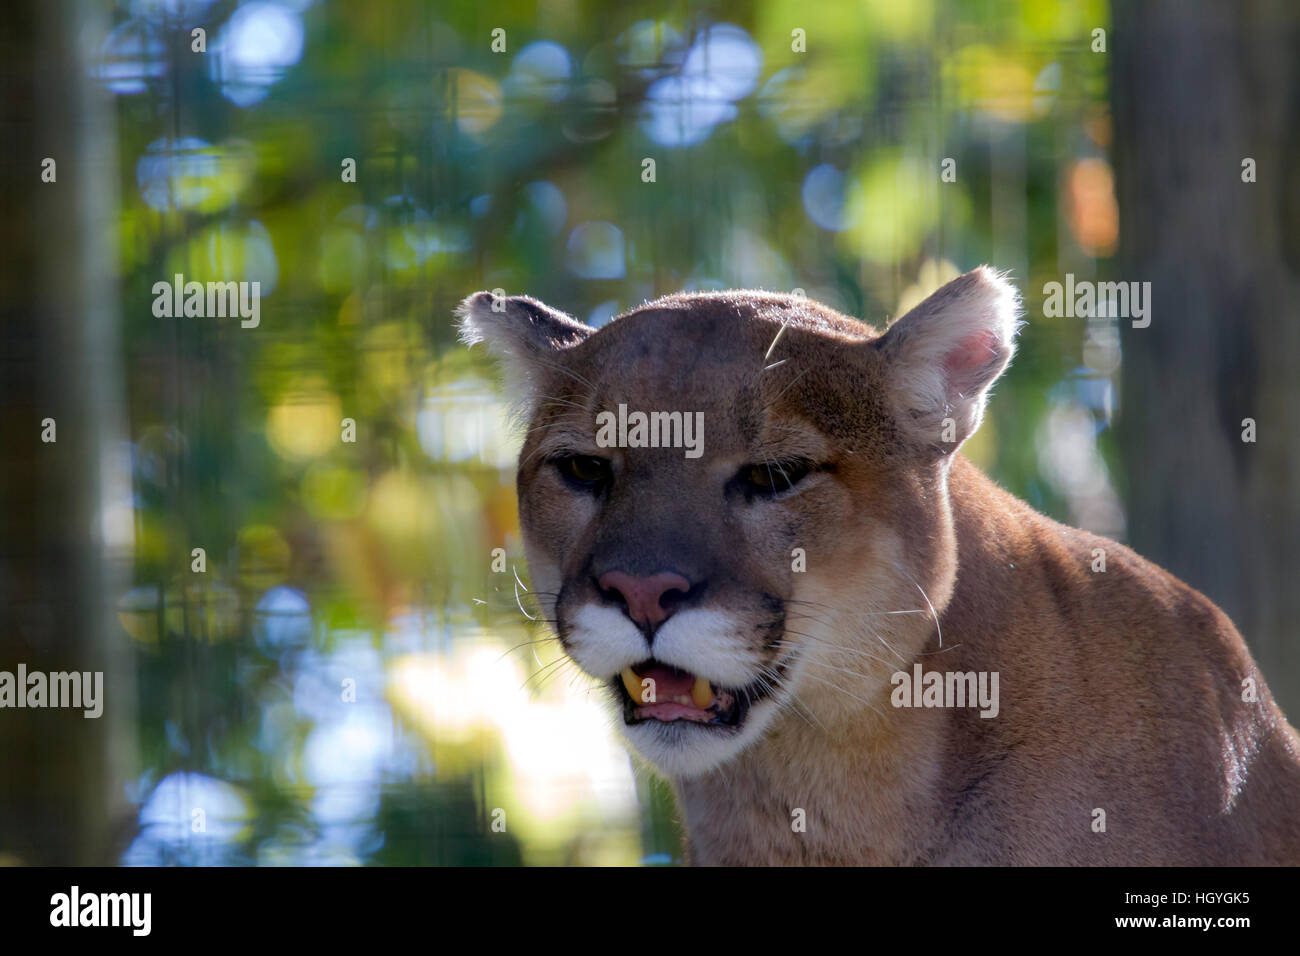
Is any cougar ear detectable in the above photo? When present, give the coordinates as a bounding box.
[874,266,1022,455]
[457,292,594,415]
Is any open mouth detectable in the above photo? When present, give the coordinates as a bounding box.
[615,660,752,729]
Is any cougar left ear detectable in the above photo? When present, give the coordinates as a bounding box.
[874,266,1022,454]
[457,292,594,414]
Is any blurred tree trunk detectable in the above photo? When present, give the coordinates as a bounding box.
[0,0,136,863]
[1111,1,1300,717]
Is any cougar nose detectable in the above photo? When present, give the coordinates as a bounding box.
[597,570,692,632]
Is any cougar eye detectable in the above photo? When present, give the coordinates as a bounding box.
[739,460,812,496]
[554,454,611,489]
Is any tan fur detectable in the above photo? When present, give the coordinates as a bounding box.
[458,272,1300,865]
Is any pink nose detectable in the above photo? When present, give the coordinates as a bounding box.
[597,571,692,629]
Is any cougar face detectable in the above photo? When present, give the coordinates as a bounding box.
[458,271,1018,778]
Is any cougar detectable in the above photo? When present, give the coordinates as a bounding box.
[458,268,1300,865]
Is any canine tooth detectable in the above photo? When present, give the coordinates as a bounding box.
[621,667,644,701]
[691,676,714,708]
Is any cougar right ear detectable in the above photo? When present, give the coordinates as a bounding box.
[873,266,1022,455]
[456,292,594,415]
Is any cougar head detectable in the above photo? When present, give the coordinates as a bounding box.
[458,268,1019,777]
